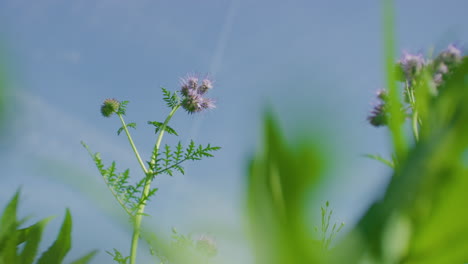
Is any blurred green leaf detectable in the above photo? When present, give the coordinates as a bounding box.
[37,209,72,264]
[69,250,98,264]
[247,111,325,264]
[0,191,20,263]
[333,58,468,264]
[19,217,54,264]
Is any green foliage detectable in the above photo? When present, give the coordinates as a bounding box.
[84,77,219,264]
[117,101,130,116]
[0,191,96,264]
[145,228,217,264]
[161,88,179,109]
[82,141,151,216]
[315,201,345,250]
[117,122,137,136]
[106,249,130,264]
[147,121,178,136]
[338,57,468,264]
[247,112,326,264]
[149,141,221,177]
[363,153,395,168]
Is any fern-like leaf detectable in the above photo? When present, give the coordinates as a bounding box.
[117,122,137,136]
[147,121,178,136]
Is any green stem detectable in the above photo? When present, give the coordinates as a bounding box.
[412,111,419,142]
[118,114,148,174]
[129,104,180,264]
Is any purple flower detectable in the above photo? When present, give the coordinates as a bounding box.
[198,79,213,95]
[398,51,425,82]
[179,74,216,114]
[180,75,199,97]
[433,73,443,86]
[436,44,462,66]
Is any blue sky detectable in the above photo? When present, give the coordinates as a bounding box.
[1,0,467,263]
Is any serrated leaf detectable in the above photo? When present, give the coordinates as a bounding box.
[69,249,98,264]
[147,121,178,136]
[117,101,129,116]
[118,122,137,136]
[161,87,179,108]
[37,209,72,264]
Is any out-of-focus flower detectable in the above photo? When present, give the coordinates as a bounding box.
[436,44,462,66]
[433,73,443,86]
[368,103,387,127]
[101,98,120,117]
[397,52,425,83]
[432,44,464,88]
[195,234,217,257]
[368,89,388,127]
[179,74,216,114]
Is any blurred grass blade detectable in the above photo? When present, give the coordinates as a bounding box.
[382,0,407,164]
[69,250,98,264]
[0,190,20,263]
[37,209,73,264]
[19,217,54,264]
[247,111,325,264]
[363,154,394,168]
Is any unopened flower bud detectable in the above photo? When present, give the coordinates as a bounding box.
[100,98,120,117]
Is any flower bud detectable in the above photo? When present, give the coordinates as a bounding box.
[100,98,120,117]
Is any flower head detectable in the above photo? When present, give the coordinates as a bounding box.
[436,44,462,66]
[198,79,213,95]
[179,74,215,114]
[398,51,425,82]
[100,98,120,117]
[180,75,199,97]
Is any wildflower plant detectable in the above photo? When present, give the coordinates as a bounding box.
[82,74,220,264]
[367,44,465,167]
[314,201,345,250]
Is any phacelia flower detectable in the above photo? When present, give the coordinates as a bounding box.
[195,235,217,257]
[180,75,199,97]
[179,74,215,114]
[432,44,463,88]
[397,52,425,83]
[101,98,120,117]
[436,44,462,66]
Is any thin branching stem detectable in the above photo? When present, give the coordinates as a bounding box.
[118,114,148,174]
[129,104,181,264]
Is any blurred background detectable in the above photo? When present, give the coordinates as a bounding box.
[0,0,467,263]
